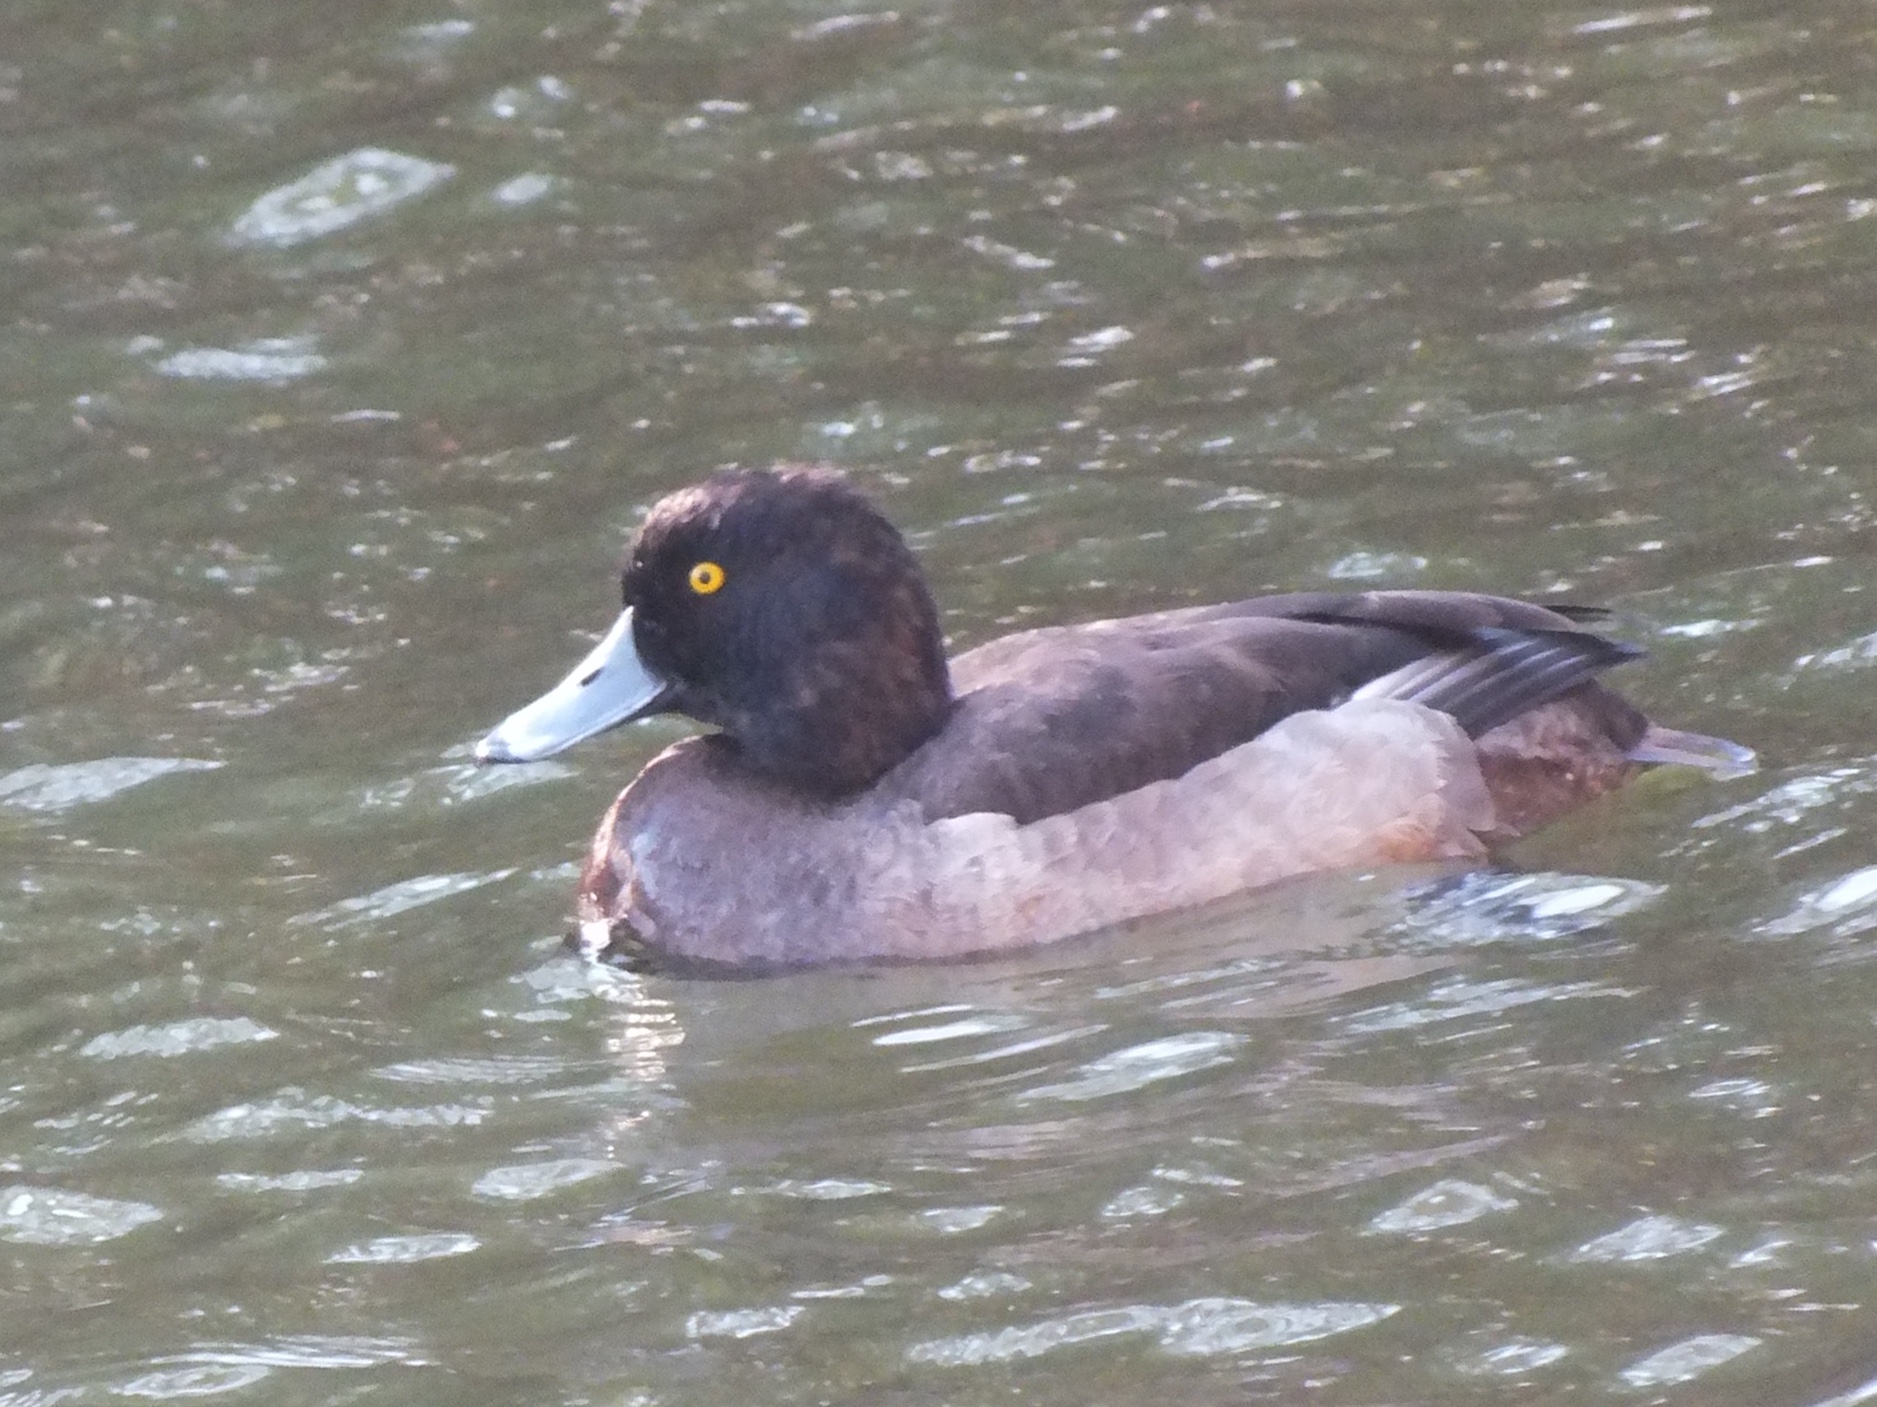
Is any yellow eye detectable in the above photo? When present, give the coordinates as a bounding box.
[687,560,726,595]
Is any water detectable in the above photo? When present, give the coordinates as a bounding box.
[5,0,1877,1401]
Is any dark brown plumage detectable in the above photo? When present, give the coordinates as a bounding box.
[877,593,1650,828]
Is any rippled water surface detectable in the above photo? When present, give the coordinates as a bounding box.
[6,0,1877,1401]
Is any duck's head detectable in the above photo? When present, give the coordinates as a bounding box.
[475,466,953,796]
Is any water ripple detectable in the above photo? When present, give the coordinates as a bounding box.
[1397,871,1663,946]
[289,869,515,928]
[1369,1178,1520,1234]
[0,758,221,813]
[0,1186,163,1245]
[1449,1336,1572,1376]
[214,1170,363,1194]
[909,1297,1399,1366]
[155,337,328,382]
[1567,1214,1726,1263]
[119,1363,273,1398]
[186,1090,491,1142]
[371,1054,573,1086]
[685,1305,804,1340]
[81,1017,277,1060]
[1619,1333,1761,1387]
[153,1335,428,1369]
[470,1158,619,1202]
[1015,1031,1248,1103]
[327,1233,480,1264]
[229,148,454,247]
[1341,976,1626,1034]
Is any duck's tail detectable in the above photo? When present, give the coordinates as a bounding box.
[1626,724,1758,780]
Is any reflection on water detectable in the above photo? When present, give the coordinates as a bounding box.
[228,149,456,249]
[3,0,1877,1401]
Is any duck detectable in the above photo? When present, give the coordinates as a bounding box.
[475,465,1754,970]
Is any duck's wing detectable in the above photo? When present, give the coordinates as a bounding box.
[882,590,1647,825]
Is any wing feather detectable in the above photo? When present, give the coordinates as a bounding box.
[879,590,1645,824]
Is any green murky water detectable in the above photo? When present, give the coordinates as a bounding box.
[5,0,1877,1401]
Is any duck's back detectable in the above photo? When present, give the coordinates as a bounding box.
[875,590,1649,827]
